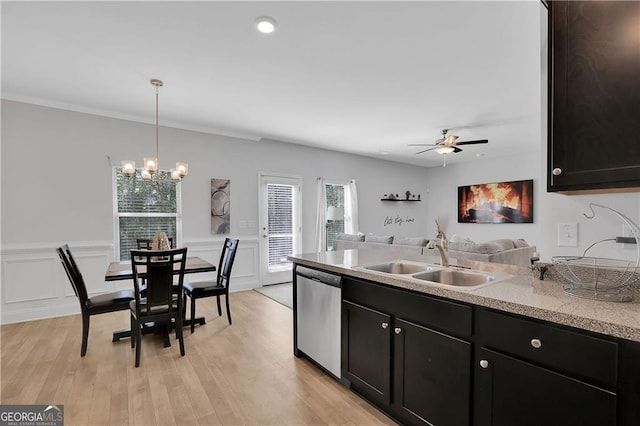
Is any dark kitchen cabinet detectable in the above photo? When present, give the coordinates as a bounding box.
[393,318,471,426]
[342,277,472,426]
[548,1,640,192]
[474,348,616,426]
[474,308,618,426]
[342,300,391,407]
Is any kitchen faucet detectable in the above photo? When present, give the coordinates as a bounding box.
[427,220,449,267]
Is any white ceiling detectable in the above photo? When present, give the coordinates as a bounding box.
[2,1,545,168]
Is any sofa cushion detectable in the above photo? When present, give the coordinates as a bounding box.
[393,236,428,247]
[335,233,365,242]
[365,234,394,244]
[449,239,516,254]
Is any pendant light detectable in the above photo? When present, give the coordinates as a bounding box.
[121,79,188,182]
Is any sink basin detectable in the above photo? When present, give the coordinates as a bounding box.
[362,261,435,274]
[412,269,499,287]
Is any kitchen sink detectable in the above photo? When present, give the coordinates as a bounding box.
[362,261,435,275]
[411,269,499,287]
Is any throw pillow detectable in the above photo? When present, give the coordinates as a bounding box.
[365,234,394,244]
[393,237,428,247]
[335,233,365,242]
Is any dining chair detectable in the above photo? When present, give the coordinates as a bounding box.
[56,244,134,357]
[184,238,239,332]
[129,247,187,367]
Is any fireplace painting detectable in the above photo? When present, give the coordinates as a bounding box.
[458,179,533,224]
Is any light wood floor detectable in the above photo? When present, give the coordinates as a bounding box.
[1,290,394,425]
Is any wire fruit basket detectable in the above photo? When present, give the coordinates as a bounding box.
[552,204,639,303]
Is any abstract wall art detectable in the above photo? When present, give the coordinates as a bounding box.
[211,178,230,234]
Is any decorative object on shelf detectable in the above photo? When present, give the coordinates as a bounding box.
[121,79,188,183]
[458,179,533,223]
[381,191,421,202]
[553,203,639,303]
[211,178,230,234]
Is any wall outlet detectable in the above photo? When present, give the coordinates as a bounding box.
[557,222,578,247]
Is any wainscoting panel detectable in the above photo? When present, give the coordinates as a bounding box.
[1,242,115,324]
[3,256,58,304]
[184,237,260,292]
[1,237,261,324]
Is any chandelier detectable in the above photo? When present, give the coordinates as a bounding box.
[121,79,188,182]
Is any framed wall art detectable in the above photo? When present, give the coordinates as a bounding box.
[211,178,230,234]
[458,179,533,223]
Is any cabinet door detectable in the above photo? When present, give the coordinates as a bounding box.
[342,301,391,406]
[549,1,640,192]
[474,348,616,426]
[393,319,471,426]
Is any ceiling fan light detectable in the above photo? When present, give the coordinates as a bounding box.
[435,146,455,154]
[444,135,458,144]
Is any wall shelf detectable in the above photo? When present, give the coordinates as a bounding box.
[380,199,421,202]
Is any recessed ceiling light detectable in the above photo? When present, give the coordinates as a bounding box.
[255,16,277,34]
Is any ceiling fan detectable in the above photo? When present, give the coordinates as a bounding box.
[409,129,489,156]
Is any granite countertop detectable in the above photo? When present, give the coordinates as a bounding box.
[289,249,640,343]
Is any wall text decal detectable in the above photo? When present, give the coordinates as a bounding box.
[384,215,415,227]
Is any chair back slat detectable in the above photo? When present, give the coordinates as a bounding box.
[217,238,239,288]
[131,247,187,317]
[56,244,89,306]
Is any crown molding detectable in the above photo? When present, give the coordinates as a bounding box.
[1,92,262,142]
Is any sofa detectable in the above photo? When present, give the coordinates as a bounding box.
[332,233,536,268]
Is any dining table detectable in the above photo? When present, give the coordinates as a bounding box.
[105,256,216,345]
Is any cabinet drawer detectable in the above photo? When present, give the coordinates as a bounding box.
[343,277,472,338]
[476,309,618,387]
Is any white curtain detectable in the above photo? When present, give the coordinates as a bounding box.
[315,177,327,252]
[346,179,359,234]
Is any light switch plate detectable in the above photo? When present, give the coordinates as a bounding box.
[557,222,578,247]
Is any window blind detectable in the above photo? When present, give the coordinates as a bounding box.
[267,184,294,267]
[115,169,179,260]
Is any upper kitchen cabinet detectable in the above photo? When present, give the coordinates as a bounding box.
[548,1,640,193]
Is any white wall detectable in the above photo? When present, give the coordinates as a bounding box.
[424,150,542,246]
[1,100,430,323]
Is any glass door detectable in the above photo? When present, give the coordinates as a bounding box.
[259,174,301,285]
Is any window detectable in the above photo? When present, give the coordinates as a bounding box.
[114,169,181,260]
[324,181,358,250]
[325,183,345,250]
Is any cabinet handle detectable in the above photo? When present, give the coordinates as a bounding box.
[479,359,489,369]
[552,168,562,176]
[530,338,542,349]
[381,322,389,329]
[394,327,402,335]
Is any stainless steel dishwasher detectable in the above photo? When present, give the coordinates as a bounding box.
[295,265,342,379]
